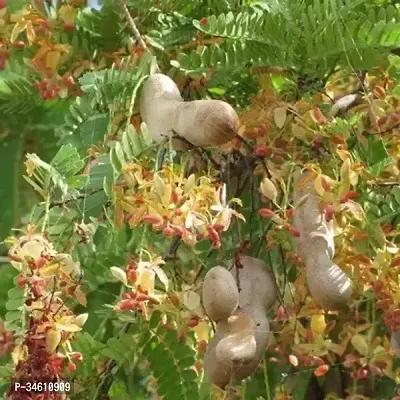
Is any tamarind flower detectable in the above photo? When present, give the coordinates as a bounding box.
[210,189,245,230]
[8,234,56,270]
[6,231,87,399]
[124,168,244,247]
[134,257,168,296]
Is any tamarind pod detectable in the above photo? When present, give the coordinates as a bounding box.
[229,257,275,381]
[293,171,335,259]
[202,266,239,322]
[204,257,277,389]
[230,256,278,312]
[215,312,257,364]
[174,100,239,147]
[292,171,352,310]
[203,312,257,389]
[140,73,238,147]
[305,250,352,311]
[233,311,270,382]
[204,311,270,388]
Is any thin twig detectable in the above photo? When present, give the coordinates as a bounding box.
[171,133,222,170]
[49,189,103,209]
[163,236,181,260]
[117,0,149,52]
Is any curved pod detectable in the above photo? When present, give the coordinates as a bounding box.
[293,170,352,311]
[140,73,238,147]
[203,311,258,389]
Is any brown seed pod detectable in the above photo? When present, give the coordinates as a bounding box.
[203,256,277,389]
[292,170,352,310]
[202,266,239,322]
[140,73,238,147]
[203,311,257,389]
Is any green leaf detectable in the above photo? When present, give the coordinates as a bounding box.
[364,136,391,175]
[126,124,143,157]
[80,114,110,147]
[392,85,400,96]
[51,144,84,178]
[110,147,123,174]
[207,87,227,95]
[114,142,125,166]
[8,287,24,299]
[103,176,113,199]
[5,310,22,322]
[82,190,107,218]
[0,133,24,238]
[87,155,113,190]
[65,175,89,189]
[292,369,314,400]
[6,298,24,311]
[393,187,400,204]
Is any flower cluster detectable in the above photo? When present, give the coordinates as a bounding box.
[116,165,244,248]
[110,256,168,316]
[6,229,87,400]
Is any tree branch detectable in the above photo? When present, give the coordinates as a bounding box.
[49,189,103,209]
[117,0,149,53]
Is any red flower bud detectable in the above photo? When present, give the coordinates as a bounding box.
[71,352,83,362]
[213,223,225,231]
[289,227,301,238]
[259,208,274,218]
[67,360,77,373]
[331,135,346,145]
[197,340,207,353]
[162,226,174,237]
[16,275,28,288]
[171,190,179,204]
[63,23,75,31]
[207,228,220,243]
[253,144,272,157]
[324,203,334,222]
[187,319,199,328]
[142,214,162,224]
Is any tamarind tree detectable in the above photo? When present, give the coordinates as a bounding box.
[1,0,400,399]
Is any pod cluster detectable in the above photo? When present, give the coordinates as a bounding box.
[202,257,277,388]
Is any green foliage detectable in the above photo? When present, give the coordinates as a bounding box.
[0,134,24,240]
[364,185,400,227]
[0,74,41,115]
[139,311,200,400]
[5,284,26,335]
[178,2,400,78]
